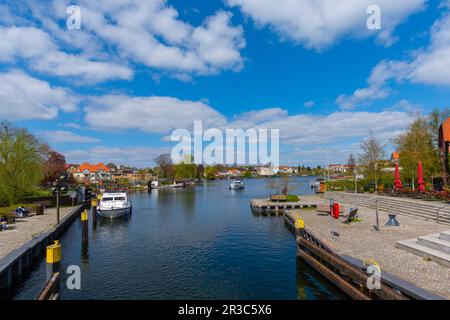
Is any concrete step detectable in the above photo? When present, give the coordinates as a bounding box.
[396,239,450,268]
[417,234,450,254]
[440,230,450,242]
[329,193,450,225]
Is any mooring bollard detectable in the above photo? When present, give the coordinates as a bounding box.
[295,217,305,234]
[46,241,61,294]
[81,209,88,243]
[91,199,97,228]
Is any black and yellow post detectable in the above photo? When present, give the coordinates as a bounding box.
[46,241,61,296]
[81,209,89,260]
[81,209,88,242]
[295,217,305,236]
[91,198,97,229]
[295,218,305,257]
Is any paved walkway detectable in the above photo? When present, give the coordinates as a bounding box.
[0,207,73,259]
[295,200,450,299]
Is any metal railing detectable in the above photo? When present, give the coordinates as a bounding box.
[36,272,60,300]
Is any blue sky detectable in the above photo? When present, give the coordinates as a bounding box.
[1,0,450,167]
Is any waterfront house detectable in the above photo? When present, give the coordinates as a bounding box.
[257,166,278,176]
[71,162,111,184]
[326,164,351,174]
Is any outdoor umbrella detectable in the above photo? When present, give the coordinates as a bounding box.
[394,163,403,191]
[418,161,426,192]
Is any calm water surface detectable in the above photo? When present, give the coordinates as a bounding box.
[12,177,344,300]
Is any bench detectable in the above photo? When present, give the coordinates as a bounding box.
[270,195,287,202]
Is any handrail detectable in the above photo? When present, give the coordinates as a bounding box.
[436,202,450,224]
[37,272,60,300]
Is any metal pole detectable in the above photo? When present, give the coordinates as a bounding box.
[374,199,380,231]
[374,163,378,193]
[56,188,60,225]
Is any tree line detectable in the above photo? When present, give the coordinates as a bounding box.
[0,121,67,206]
[347,108,450,191]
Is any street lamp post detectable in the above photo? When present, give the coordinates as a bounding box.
[52,172,68,226]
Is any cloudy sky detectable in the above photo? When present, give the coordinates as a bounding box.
[1,0,450,167]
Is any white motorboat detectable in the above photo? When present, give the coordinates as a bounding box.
[229,180,245,190]
[98,192,132,219]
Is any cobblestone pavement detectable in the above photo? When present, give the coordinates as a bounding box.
[295,203,450,299]
[0,207,73,259]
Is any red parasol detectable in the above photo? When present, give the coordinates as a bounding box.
[418,161,425,192]
[394,163,403,191]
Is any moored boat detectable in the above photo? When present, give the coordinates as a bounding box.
[229,180,245,190]
[98,192,132,219]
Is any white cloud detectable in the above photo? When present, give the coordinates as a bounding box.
[65,146,170,167]
[250,110,415,146]
[83,92,415,150]
[58,122,82,129]
[409,11,450,85]
[337,8,450,108]
[84,95,228,134]
[0,70,77,120]
[304,100,315,108]
[41,130,100,143]
[30,0,245,78]
[226,0,426,50]
[0,26,133,83]
[290,144,361,166]
[230,108,288,128]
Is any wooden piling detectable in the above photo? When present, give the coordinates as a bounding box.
[37,272,60,300]
[81,209,88,244]
[91,199,97,228]
[297,235,407,300]
[43,241,61,300]
[298,250,371,300]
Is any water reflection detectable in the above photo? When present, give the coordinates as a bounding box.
[297,259,340,300]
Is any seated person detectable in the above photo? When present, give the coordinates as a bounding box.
[15,206,29,217]
[0,216,8,230]
[343,207,359,224]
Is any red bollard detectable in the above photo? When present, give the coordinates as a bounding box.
[332,203,340,219]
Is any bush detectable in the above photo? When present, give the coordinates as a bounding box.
[286,195,299,202]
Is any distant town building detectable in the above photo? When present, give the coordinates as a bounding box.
[257,166,278,176]
[71,162,111,184]
[326,164,351,173]
[68,163,155,185]
[277,166,297,175]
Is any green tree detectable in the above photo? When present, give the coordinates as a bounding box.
[0,122,47,205]
[204,166,217,180]
[174,162,197,180]
[154,153,174,179]
[428,107,450,148]
[242,170,252,178]
[359,133,386,191]
[347,153,357,175]
[394,117,440,184]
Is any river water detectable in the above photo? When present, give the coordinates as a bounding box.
[12,177,344,300]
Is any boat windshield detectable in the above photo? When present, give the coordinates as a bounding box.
[114,196,126,201]
[102,197,114,201]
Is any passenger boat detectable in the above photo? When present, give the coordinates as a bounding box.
[229,180,245,190]
[98,192,132,219]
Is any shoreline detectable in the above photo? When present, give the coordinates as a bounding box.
[292,194,450,299]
